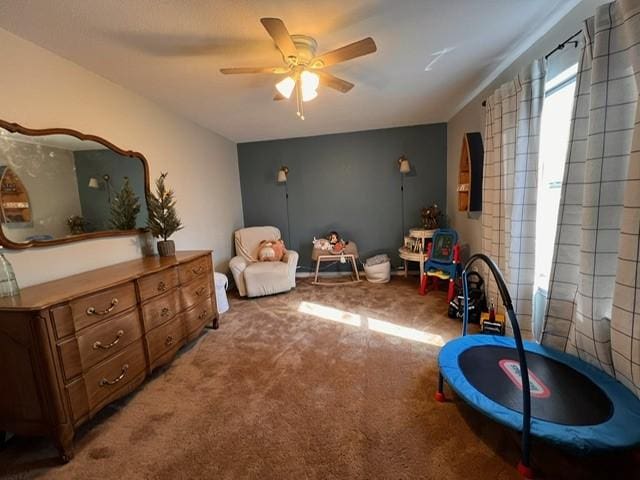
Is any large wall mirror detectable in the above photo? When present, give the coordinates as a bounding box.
[0,120,150,248]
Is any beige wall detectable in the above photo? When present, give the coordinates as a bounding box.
[446,0,607,256]
[0,28,243,287]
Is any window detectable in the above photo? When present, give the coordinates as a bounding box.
[534,63,578,292]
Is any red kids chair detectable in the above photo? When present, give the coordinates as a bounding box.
[419,229,461,302]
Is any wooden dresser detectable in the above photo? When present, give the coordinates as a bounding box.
[0,250,218,461]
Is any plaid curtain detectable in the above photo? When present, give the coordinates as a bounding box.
[541,0,640,396]
[481,59,546,336]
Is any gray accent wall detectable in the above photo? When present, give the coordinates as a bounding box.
[74,149,148,232]
[237,123,447,270]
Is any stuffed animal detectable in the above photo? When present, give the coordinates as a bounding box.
[313,237,332,251]
[258,239,286,262]
[327,231,347,254]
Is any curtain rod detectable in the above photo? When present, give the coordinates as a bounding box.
[481,29,582,107]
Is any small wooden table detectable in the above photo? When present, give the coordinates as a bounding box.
[398,228,436,278]
[313,254,362,285]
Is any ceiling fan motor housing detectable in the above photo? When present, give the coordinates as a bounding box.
[288,35,318,67]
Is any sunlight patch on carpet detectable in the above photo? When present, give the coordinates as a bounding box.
[297,301,444,346]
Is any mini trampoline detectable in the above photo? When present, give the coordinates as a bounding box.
[436,254,640,478]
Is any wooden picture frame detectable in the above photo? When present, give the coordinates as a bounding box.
[0,119,151,249]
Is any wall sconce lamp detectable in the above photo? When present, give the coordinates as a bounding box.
[277,166,289,183]
[277,166,291,246]
[88,174,113,203]
[398,155,411,174]
[397,155,411,238]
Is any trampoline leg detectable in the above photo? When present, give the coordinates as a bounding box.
[435,372,446,402]
[517,461,534,479]
[517,432,534,479]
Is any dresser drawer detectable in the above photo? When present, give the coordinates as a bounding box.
[178,255,211,285]
[84,340,146,412]
[137,267,179,302]
[181,276,212,311]
[146,314,185,371]
[57,308,143,381]
[141,289,180,332]
[70,282,137,331]
[183,296,214,340]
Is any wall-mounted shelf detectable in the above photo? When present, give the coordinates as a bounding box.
[458,132,484,212]
[0,166,32,224]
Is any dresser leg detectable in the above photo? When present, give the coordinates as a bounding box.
[212,315,219,330]
[54,425,75,463]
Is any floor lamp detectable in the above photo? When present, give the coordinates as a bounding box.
[277,166,291,246]
[398,155,411,238]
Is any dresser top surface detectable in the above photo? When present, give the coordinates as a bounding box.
[0,250,211,311]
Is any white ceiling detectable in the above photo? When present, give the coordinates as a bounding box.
[0,0,576,142]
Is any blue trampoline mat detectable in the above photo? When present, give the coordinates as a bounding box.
[439,335,640,453]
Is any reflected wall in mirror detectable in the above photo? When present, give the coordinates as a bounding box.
[0,120,150,248]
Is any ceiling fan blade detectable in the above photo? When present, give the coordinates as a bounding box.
[273,92,287,101]
[317,71,354,93]
[311,37,377,68]
[220,66,289,74]
[260,18,298,60]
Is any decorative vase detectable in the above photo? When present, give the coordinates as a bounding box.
[157,240,176,257]
[0,252,20,297]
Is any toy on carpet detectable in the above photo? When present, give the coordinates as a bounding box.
[448,271,487,323]
[419,228,461,302]
[258,239,286,262]
[480,303,505,335]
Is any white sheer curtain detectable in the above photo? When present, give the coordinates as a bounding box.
[541,0,640,396]
[482,59,546,336]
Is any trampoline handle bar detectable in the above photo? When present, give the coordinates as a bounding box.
[461,253,532,468]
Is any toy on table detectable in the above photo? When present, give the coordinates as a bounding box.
[419,228,461,302]
[448,271,487,322]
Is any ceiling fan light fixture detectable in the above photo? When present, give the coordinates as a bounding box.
[300,70,319,102]
[276,76,296,99]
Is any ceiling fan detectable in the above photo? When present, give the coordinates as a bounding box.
[220,18,377,119]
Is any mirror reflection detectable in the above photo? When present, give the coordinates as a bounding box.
[0,128,148,245]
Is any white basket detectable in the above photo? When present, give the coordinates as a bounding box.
[364,261,390,283]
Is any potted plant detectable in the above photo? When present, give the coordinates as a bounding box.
[147,172,183,257]
[110,177,141,230]
[66,215,88,235]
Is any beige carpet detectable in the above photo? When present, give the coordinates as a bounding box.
[1,277,638,479]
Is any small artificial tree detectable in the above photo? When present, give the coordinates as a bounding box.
[146,172,183,242]
[110,177,141,230]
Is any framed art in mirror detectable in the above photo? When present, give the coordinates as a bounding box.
[0,120,150,249]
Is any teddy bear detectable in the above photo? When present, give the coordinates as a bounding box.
[258,239,286,262]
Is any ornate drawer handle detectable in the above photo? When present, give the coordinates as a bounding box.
[195,287,206,297]
[157,281,167,292]
[93,329,124,350]
[198,310,208,320]
[99,364,129,387]
[161,307,171,317]
[165,335,174,347]
[86,298,119,316]
[192,265,205,275]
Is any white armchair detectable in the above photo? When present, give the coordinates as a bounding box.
[229,226,298,298]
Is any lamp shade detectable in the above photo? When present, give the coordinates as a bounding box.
[277,166,289,183]
[276,76,296,99]
[399,156,411,174]
[88,177,100,188]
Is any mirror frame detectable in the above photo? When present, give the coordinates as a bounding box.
[0,119,151,249]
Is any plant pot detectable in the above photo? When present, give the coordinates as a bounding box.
[157,240,176,257]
